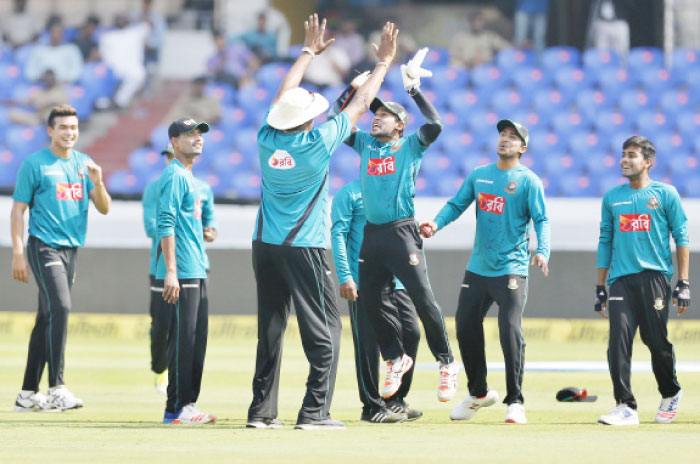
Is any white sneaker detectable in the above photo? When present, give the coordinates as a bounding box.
[155,371,167,395]
[381,354,413,399]
[165,403,216,425]
[437,361,458,402]
[450,389,499,420]
[655,390,682,424]
[14,390,48,412]
[505,403,527,424]
[46,386,83,411]
[598,404,639,426]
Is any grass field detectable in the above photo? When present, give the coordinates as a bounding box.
[1,316,699,463]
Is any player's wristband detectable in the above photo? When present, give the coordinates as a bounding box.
[376,61,389,69]
[301,47,315,57]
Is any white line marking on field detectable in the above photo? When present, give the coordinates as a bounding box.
[415,361,700,373]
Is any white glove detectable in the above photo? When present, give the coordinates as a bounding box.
[401,47,433,92]
[350,70,371,89]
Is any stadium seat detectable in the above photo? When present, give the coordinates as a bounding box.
[443,130,489,157]
[582,48,621,70]
[149,125,170,151]
[330,145,360,177]
[628,47,664,71]
[666,152,699,176]
[459,153,492,176]
[533,88,572,114]
[617,89,655,115]
[13,44,35,68]
[471,65,506,92]
[413,173,436,196]
[447,89,487,118]
[675,110,700,137]
[490,89,531,115]
[593,109,634,136]
[204,82,236,106]
[555,173,597,197]
[204,126,234,154]
[237,85,273,113]
[528,129,565,158]
[541,46,581,71]
[638,67,674,95]
[426,66,469,92]
[551,110,590,135]
[671,48,700,71]
[5,125,47,156]
[496,47,536,72]
[209,149,249,177]
[219,105,251,130]
[79,62,118,100]
[635,110,671,134]
[434,173,462,197]
[420,154,453,182]
[234,127,261,160]
[128,147,163,177]
[606,131,632,155]
[0,45,11,64]
[424,46,450,67]
[0,148,20,187]
[672,170,700,197]
[230,171,261,199]
[659,88,696,114]
[465,109,500,134]
[582,151,618,177]
[673,64,700,89]
[106,169,143,194]
[598,173,626,194]
[0,63,23,99]
[543,153,582,178]
[590,67,638,95]
[510,109,549,133]
[69,85,94,120]
[511,67,553,94]
[256,61,292,92]
[567,131,605,156]
[553,67,590,93]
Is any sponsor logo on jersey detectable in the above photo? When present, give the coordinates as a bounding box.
[507,277,519,290]
[612,201,633,207]
[619,214,651,232]
[647,196,660,210]
[44,170,64,176]
[408,253,420,266]
[55,182,83,201]
[653,298,664,310]
[268,150,295,169]
[505,181,517,194]
[476,179,494,184]
[194,199,202,219]
[367,156,396,176]
[478,192,505,215]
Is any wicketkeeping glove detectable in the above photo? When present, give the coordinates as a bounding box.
[401,47,433,92]
[594,285,607,312]
[673,279,690,308]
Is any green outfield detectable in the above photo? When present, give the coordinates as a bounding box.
[1,316,699,463]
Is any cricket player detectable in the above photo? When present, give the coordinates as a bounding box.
[422,119,550,424]
[247,15,399,430]
[12,104,111,412]
[595,136,689,426]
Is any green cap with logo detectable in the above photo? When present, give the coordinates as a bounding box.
[497,119,529,146]
[370,97,408,123]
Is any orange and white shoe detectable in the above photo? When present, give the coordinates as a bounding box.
[381,354,413,398]
[437,361,458,402]
[163,403,216,425]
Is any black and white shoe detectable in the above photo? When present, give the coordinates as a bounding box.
[294,417,346,430]
[246,417,283,429]
[14,390,49,412]
[386,400,423,421]
[361,407,407,423]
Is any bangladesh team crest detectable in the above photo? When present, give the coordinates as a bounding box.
[507,278,519,290]
[408,253,420,266]
[505,181,517,194]
[653,298,664,310]
[647,196,660,210]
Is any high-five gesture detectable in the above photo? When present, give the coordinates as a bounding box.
[372,22,399,65]
[303,13,334,55]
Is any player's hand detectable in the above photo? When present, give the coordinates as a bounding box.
[371,22,399,65]
[418,221,438,238]
[350,70,370,89]
[401,47,432,92]
[303,14,334,55]
[594,285,608,318]
[84,161,103,185]
[672,279,690,315]
[203,227,217,242]
[12,253,30,283]
[163,270,180,304]
[530,254,549,277]
[339,280,358,301]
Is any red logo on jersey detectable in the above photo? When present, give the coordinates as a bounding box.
[620,214,651,232]
[56,182,84,201]
[367,156,396,176]
[194,199,202,219]
[478,192,505,215]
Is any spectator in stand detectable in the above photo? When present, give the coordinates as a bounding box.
[450,11,510,69]
[25,22,83,83]
[265,7,291,58]
[1,0,43,49]
[7,70,69,126]
[238,12,278,62]
[674,0,700,48]
[99,14,149,109]
[513,0,549,55]
[206,30,260,88]
[164,76,221,126]
[334,19,366,68]
[588,0,630,60]
[72,15,101,62]
[131,0,167,67]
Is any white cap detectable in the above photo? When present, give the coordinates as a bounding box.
[266,87,329,130]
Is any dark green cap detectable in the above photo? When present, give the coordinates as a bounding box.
[370,98,408,123]
[497,119,529,146]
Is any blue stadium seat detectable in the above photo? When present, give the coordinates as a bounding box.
[598,173,626,194]
[593,109,634,136]
[149,125,170,151]
[655,132,690,162]
[543,153,581,178]
[510,109,549,133]
[553,67,590,93]
[434,173,462,197]
[128,147,163,177]
[471,65,506,92]
[672,170,700,197]
[638,67,674,95]
[0,46,11,64]
[79,62,118,100]
[0,63,23,99]
[590,67,639,96]
[583,151,618,177]
[671,48,700,71]
[0,148,21,187]
[219,105,251,130]
[628,47,664,71]
[675,110,700,137]
[10,82,42,101]
[447,89,487,118]
[424,47,450,67]
[582,48,621,70]
[234,127,261,159]
[551,110,590,135]
[443,130,489,156]
[567,131,605,156]
[617,89,656,115]
[204,82,236,106]
[511,67,553,94]
[420,154,453,181]
[330,145,360,177]
[106,169,143,194]
[229,171,261,199]
[5,125,47,156]
[490,89,531,114]
[496,47,536,72]
[667,153,699,178]
[384,66,404,93]
[237,85,273,112]
[659,88,696,114]
[414,173,436,196]
[13,44,35,67]
[528,129,565,156]
[555,173,597,197]
[635,110,671,134]
[209,149,249,178]
[256,61,292,91]
[204,126,234,154]
[692,133,700,155]
[520,154,543,175]
[437,111,464,137]
[673,64,700,89]
[465,109,500,134]
[533,88,572,114]
[459,153,492,176]
[69,84,94,120]
[541,46,581,71]
[426,66,469,92]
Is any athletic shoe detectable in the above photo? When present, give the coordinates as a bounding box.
[655,389,683,424]
[163,403,216,425]
[14,390,48,412]
[437,361,458,402]
[381,354,414,399]
[294,417,346,430]
[360,407,407,423]
[386,400,423,421]
[505,403,527,424]
[598,404,639,426]
[155,371,167,395]
[46,386,83,411]
[450,389,499,421]
[246,417,283,429]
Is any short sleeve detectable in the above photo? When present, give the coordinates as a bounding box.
[13,159,37,204]
[315,112,352,155]
[406,132,429,159]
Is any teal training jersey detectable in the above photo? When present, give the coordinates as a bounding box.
[144,176,218,275]
[13,148,95,248]
[597,181,688,285]
[330,179,404,291]
[354,130,428,225]
[435,163,550,277]
[253,110,352,248]
[155,159,207,279]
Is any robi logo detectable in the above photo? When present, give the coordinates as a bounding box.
[268,150,295,169]
[194,199,202,219]
[56,183,83,201]
[367,156,396,176]
[620,214,651,232]
[477,192,505,215]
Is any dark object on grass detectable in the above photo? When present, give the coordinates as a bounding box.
[556,387,598,402]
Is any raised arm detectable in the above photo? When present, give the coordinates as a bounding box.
[271,13,334,105]
[328,71,370,146]
[342,22,399,126]
[400,48,442,146]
